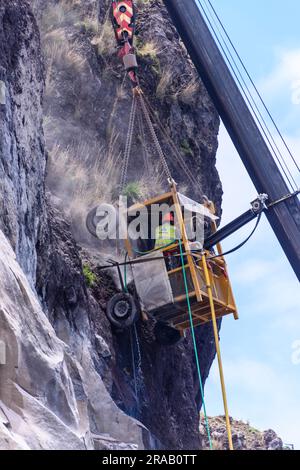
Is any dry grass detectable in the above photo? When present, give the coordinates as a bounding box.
[44,38,86,95]
[46,137,123,244]
[46,134,165,243]
[137,41,162,76]
[136,0,152,6]
[138,41,159,58]
[106,83,128,141]
[176,78,200,105]
[76,16,99,35]
[39,1,81,34]
[200,415,268,451]
[38,0,91,92]
[91,17,116,57]
[47,140,120,207]
[74,0,102,36]
[138,167,165,199]
[156,68,173,99]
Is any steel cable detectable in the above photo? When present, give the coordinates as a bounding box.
[205,0,300,175]
[196,0,299,191]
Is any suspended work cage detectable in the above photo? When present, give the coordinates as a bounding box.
[124,183,238,332]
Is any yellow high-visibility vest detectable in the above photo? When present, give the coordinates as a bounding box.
[154,223,176,249]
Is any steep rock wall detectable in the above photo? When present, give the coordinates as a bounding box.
[0,0,46,284]
[0,228,146,450]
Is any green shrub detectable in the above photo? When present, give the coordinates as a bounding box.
[83,265,97,287]
[180,139,193,157]
[122,182,142,202]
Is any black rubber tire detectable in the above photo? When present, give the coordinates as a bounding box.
[154,321,183,346]
[86,204,119,239]
[106,293,138,329]
[86,207,98,238]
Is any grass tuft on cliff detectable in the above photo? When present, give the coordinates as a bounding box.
[83,265,97,287]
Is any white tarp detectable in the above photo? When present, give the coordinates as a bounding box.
[178,193,219,221]
[131,251,174,312]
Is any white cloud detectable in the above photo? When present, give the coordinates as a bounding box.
[230,257,277,284]
[259,48,300,100]
[291,79,300,105]
[207,358,300,449]
[257,48,300,135]
[216,124,256,224]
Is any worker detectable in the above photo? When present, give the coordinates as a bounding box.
[155,212,179,270]
[155,212,176,249]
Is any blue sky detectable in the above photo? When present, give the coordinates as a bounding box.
[201,0,300,449]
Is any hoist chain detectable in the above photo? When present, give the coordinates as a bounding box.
[137,107,151,176]
[138,92,173,182]
[120,93,137,191]
[142,94,200,188]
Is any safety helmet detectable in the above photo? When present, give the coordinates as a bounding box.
[163,212,174,223]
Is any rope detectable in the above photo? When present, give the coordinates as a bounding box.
[130,240,177,256]
[124,252,129,292]
[124,253,143,406]
[133,322,144,393]
[130,327,138,400]
[178,239,213,450]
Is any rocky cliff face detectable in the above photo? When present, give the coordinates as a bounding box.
[0,229,146,450]
[0,0,149,450]
[0,0,46,284]
[0,0,223,450]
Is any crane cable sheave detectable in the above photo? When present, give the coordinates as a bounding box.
[111,1,139,85]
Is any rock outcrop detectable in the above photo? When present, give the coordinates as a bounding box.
[200,416,284,451]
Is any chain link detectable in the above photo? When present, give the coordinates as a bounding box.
[142,94,200,188]
[137,106,151,176]
[120,93,137,191]
[138,93,173,182]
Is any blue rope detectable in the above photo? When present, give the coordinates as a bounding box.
[131,240,177,256]
[124,253,128,292]
[178,239,213,450]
